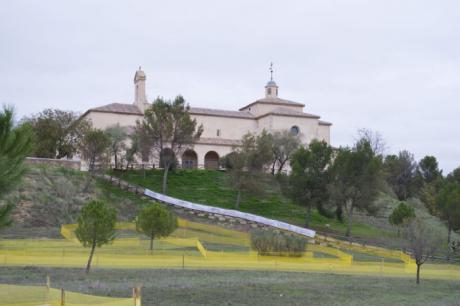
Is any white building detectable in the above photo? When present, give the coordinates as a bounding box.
[81,68,332,169]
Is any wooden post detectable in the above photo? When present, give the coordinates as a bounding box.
[61,288,65,306]
[45,275,50,303]
[133,287,141,306]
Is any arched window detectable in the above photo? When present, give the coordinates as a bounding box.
[290,125,300,136]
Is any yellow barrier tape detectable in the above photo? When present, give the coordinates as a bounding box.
[0,284,133,306]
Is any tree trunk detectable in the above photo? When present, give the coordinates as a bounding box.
[162,163,170,194]
[345,203,354,238]
[277,161,286,175]
[150,236,154,251]
[416,263,421,284]
[85,241,96,274]
[305,205,312,228]
[114,154,118,169]
[447,223,452,260]
[271,161,276,176]
[235,189,241,209]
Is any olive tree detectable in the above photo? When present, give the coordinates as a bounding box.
[136,204,178,250]
[0,106,33,230]
[328,139,383,237]
[403,218,440,284]
[270,130,301,175]
[75,200,117,274]
[79,129,111,191]
[105,123,128,169]
[225,131,272,209]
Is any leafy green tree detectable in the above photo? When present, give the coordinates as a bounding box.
[383,151,417,200]
[270,130,301,175]
[447,167,460,184]
[328,139,383,237]
[75,200,117,274]
[104,123,128,169]
[136,204,178,250]
[416,156,443,186]
[226,131,272,209]
[436,181,460,259]
[22,109,90,159]
[404,218,440,284]
[416,156,444,215]
[139,96,203,194]
[0,106,33,230]
[388,202,415,236]
[78,129,110,191]
[289,140,333,227]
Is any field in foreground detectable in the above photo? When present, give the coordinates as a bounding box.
[1,267,460,306]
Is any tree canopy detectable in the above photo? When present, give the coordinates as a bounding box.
[0,106,33,230]
[388,202,415,236]
[403,218,440,284]
[289,139,333,226]
[105,123,128,169]
[225,131,273,209]
[270,130,301,175]
[328,139,383,237]
[22,109,90,159]
[75,200,117,273]
[436,181,460,259]
[136,204,178,250]
[78,129,110,191]
[383,150,417,200]
[139,96,203,194]
[416,156,443,185]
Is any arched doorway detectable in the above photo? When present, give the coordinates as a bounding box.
[159,148,175,169]
[182,150,198,169]
[204,151,219,170]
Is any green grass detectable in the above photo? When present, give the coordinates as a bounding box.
[1,267,460,306]
[114,169,393,239]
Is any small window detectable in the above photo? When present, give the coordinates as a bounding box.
[217,129,221,137]
[267,88,272,95]
[290,126,300,135]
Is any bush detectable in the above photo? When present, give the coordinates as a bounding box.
[250,229,307,257]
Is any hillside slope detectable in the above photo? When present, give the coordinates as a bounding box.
[0,165,148,238]
[114,169,459,248]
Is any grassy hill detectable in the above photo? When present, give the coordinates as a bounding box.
[113,170,395,240]
[114,169,460,249]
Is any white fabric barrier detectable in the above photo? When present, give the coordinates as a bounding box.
[144,189,316,238]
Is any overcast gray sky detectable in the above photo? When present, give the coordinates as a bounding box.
[1,0,459,172]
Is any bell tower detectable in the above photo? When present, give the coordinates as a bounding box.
[265,62,278,98]
[134,67,148,113]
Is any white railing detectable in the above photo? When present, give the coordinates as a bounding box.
[144,188,316,238]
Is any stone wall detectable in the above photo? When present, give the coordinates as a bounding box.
[25,157,81,170]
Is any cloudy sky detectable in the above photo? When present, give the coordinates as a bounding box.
[1,0,459,172]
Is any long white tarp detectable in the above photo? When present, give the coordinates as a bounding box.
[144,188,316,238]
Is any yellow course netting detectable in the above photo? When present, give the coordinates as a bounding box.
[0,284,135,306]
[0,218,459,280]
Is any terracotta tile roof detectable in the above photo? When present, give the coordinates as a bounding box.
[189,107,254,119]
[88,103,142,115]
[239,97,305,111]
[319,120,332,126]
[256,107,320,119]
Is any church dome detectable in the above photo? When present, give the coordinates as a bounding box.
[266,80,277,86]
